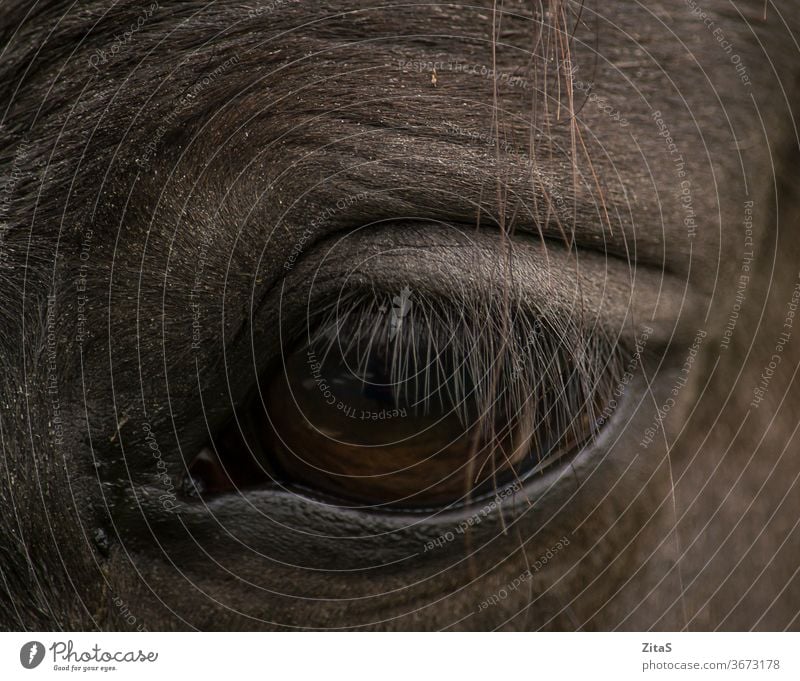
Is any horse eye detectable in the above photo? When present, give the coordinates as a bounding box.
[183,296,610,509]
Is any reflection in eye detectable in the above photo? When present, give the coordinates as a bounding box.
[183,289,625,509]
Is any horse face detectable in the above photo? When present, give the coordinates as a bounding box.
[1,0,799,630]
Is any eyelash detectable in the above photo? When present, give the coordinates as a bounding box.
[300,285,626,472]
[183,277,631,507]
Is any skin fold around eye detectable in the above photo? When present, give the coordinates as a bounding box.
[174,218,699,516]
[172,219,698,498]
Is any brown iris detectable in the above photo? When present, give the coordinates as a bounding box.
[259,337,528,507]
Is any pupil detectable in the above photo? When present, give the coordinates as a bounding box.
[287,330,474,445]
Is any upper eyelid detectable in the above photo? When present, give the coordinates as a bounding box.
[263,221,687,352]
